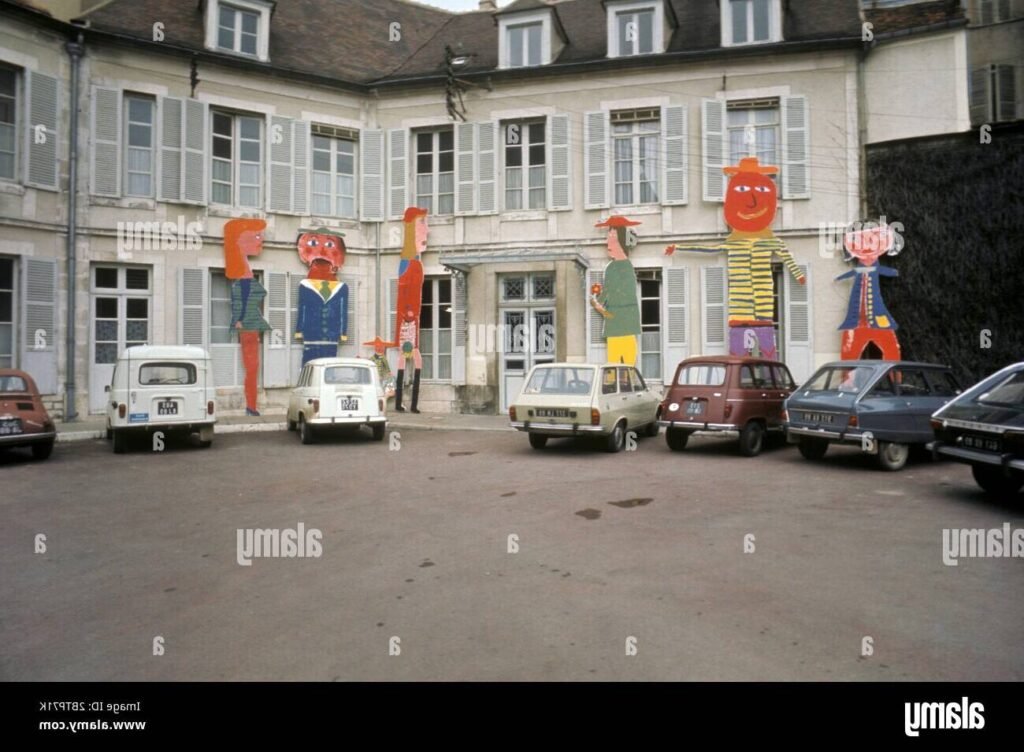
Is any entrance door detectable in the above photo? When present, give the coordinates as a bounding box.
[90,266,151,413]
[500,307,555,411]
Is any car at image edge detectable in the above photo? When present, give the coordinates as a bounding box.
[0,369,56,460]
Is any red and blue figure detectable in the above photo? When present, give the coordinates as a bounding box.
[837,223,902,361]
[224,218,270,416]
[394,207,428,413]
[294,228,349,365]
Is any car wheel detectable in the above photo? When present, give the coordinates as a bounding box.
[112,430,127,454]
[528,433,548,450]
[798,437,828,461]
[645,420,659,438]
[606,421,626,453]
[31,440,54,461]
[971,464,1024,497]
[665,428,689,451]
[287,417,297,431]
[876,440,909,471]
[738,421,764,457]
[299,416,315,445]
[372,423,386,442]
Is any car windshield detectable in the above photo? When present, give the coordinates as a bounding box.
[804,366,874,393]
[523,367,595,396]
[324,366,372,385]
[676,364,726,386]
[977,371,1024,409]
[139,363,196,385]
[0,376,28,393]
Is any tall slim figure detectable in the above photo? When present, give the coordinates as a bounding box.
[394,207,427,413]
[224,218,270,416]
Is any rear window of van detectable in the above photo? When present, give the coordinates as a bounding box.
[139,363,197,386]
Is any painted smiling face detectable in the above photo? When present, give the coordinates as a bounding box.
[297,231,346,269]
[725,172,777,233]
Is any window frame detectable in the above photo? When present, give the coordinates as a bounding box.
[612,114,660,206]
[722,0,782,47]
[210,109,264,209]
[0,64,19,183]
[503,120,547,212]
[0,256,15,368]
[419,276,454,383]
[311,132,358,219]
[727,99,781,170]
[498,10,553,69]
[123,93,156,198]
[414,128,455,216]
[606,0,666,58]
[205,0,272,62]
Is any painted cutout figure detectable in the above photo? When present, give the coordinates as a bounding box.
[665,157,804,360]
[224,218,271,416]
[294,227,348,365]
[590,215,642,367]
[837,223,901,361]
[364,336,397,398]
[394,207,427,413]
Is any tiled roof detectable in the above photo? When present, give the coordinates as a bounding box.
[863,0,966,34]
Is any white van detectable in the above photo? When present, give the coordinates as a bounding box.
[288,357,386,444]
[106,345,216,453]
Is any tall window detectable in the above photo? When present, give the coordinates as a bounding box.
[0,258,13,368]
[507,22,542,67]
[415,129,454,215]
[638,272,661,379]
[0,66,16,181]
[92,266,151,365]
[210,270,265,345]
[616,9,655,56]
[211,111,262,207]
[420,277,453,381]
[218,4,259,56]
[504,121,545,211]
[727,100,779,168]
[124,95,155,197]
[729,0,773,45]
[612,110,659,205]
[312,131,357,218]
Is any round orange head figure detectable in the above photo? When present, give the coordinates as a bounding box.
[723,157,779,233]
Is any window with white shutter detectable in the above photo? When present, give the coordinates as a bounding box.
[478,122,498,214]
[702,98,727,202]
[662,266,688,383]
[780,94,809,199]
[263,270,290,386]
[360,129,385,221]
[310,125,357,218]
[996,64,1017,122]
[584,111,610,209]
[124,95,155,198]
[267,115,294,214]
[22,257,58,393]
[585,268,607,363]
[783,263,812,382]
[25,70,58,191]
[504,120,546,211]
[179,267,207,347]
[387,128,407,219]
[452,273,467,384]
[701,265,727,355]
[158,97,183,203]
[547,114,570,211]
[338,280,357,357]
[91,87,122,197]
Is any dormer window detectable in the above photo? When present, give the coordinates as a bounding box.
[722,0,782,46]
[497,7,565,69]
[606,0,675,58]
[204,0,274,62]
[508,22,543,68]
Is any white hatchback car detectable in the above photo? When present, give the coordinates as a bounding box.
[288,357,387,444]
[106,345,216,454]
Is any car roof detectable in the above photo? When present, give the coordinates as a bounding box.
[819,359,952,370]
[121,345,210,360]
[306,357,375,367]
[679,355,788,366]
[0,369,37,389]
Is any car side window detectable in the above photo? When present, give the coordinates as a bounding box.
[740,366,755,388]
[867,372,895,396]
[631,368,646,392]
[772,365,795,390]
[895,369,931,397]
[602,368,618,395]
[618,367,633,392]
[927,370,960,397]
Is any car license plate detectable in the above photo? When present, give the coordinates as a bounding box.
[802,411,834,424]
[685,401,704,416]
[963,434,1001,452]
[536,408,570,418]
[339,398,359,412]
[157,400,178,416]
[0,418,22,435]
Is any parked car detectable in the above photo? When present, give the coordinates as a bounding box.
[928,362,1024,497]
[106,345,216,454]
[785,360,960,471]
[288,357,387,444]
[509,362,660,452]
[0,369,56,460]
[658,355,797,456]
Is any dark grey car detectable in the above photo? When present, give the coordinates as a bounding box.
[784,360,960,471]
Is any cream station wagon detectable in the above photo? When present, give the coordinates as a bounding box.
[288,357,387,444]
[509,363,661,452]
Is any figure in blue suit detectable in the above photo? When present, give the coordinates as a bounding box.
[836,224,902,361]
[294,228,349,365]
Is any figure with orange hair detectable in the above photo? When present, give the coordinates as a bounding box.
[224,218,271,416]
[394,207,428,412]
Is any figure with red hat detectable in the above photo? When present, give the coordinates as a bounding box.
[294,227,349,366]
[591,215,642,367]
[665,157,804,360]
[394,206,428,412]
[363,335,397,398]
[836,222,902,361]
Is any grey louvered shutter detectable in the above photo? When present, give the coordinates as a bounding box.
[784,264,812,382]
[289,274,304,382]
[21,258,57,394]
[969,67,991,125]
[388,128,408,219]
[663,267,688,384]
[292,120,310,215]
[263,271,290,386]
[996,65,1016,122]
[452,273,467,384]
[477,122,497,214]
[158,97,183,203]
[547,114,571,211]
[268,115,294,213]
[781,94,810,200]
[25,71,59,190]
[586,268,607,364]
[584,111,609,209]
[91,87,121,197]
[455,122,476,216]
[179,267,207,347]
[661,105,687,206]
[701,265,727,355]
[702,98,727,202]
[360,129,384,221]
[339,281,357,357]
[182,99,207,204]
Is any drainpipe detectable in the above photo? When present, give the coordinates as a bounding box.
[64,32,84,421]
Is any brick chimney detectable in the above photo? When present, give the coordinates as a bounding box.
[479,0,497,10]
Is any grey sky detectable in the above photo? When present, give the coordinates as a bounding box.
[414,0,510,12]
